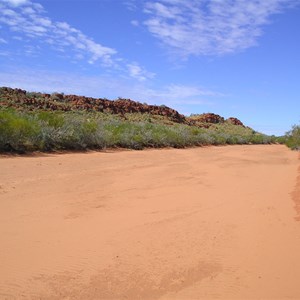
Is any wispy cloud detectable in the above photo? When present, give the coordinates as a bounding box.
[140,83,222,106]
[0,0,117,66]
[123,0,138,11]
[0,68,121,97]
[0,0,155,81]
[142,0,298,57]
[130,20,139,27]
[127,62,156,81]
[0,67,220,108]
[3,0,28,6]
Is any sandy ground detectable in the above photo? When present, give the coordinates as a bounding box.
[0,145,300,300]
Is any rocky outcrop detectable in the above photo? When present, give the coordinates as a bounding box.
[192,113,225,124]
[0,87,186,123]
[186,113,225,128]
[0,87,245,127]
[226,117,244,127]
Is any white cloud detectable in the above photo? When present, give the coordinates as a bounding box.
[3,0,28,6]
[0,68,120,97]
[130,20,139,26]
[143,0,298,57]
[22,6,34,14]
[0,0,117,66]
[127,62,156,81]
[152,84,223,98]
[0,0,155,80]
[0,68,220,108]
[139,83,222,106]
[0,37,7,43]
[35,17,52,27]
[123,0,138,11]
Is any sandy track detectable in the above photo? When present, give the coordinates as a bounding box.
[0,145,300,299]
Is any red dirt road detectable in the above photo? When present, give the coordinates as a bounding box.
[0,145,300,299]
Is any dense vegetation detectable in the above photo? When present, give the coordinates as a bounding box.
[0,86,283,153]
[283,124,300,150]
[0,108,276,153]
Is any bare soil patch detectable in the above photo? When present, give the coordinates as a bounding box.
[0,145,299,299]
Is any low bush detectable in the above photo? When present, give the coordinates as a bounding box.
[284,125,300,150]
[0,110,40,152]
[0,108,276,153]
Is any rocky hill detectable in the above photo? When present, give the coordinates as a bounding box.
[0,87,244,128]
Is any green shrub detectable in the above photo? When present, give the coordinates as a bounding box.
[285,125,300,150]
[0,108,277,153]
[0,110,40,152]
[36,111,65,128]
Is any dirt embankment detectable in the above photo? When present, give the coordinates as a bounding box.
[0,145,299,299]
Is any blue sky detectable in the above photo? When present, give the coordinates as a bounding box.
[0,0,299,135]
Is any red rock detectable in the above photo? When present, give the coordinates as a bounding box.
[0,87,245,127]
[226,117,244,126]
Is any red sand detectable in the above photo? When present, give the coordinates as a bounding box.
[0,145,300,299]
